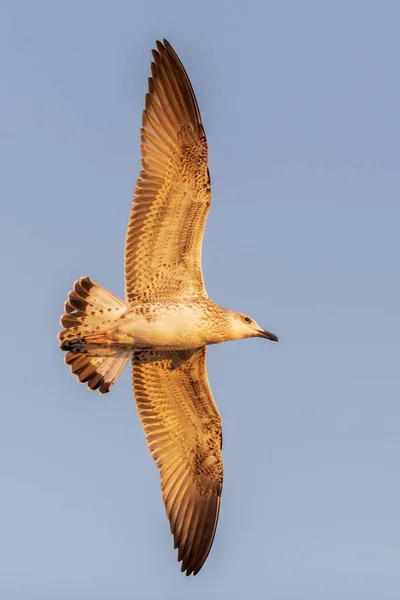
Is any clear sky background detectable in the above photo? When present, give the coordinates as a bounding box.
[1,1,399,598]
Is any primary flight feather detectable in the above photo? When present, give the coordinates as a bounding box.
[59,39,278,575]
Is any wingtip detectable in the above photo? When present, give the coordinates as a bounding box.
[181,562,196,577]
[155,39,166,52]
[153,39,170,54]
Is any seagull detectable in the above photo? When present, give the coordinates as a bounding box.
[59,39,278,576]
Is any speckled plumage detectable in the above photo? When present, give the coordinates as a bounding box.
[58,40,278,576]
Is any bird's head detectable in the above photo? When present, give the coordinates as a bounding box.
[229,312,279,342]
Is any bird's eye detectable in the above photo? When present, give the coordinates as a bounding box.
[244,317,251,323]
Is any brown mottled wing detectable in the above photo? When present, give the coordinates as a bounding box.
[131,347,223,575]
[125,40,211,304]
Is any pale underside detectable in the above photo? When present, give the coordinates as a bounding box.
[124,40,222,575]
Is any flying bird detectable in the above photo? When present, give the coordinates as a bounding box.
[59,39,278,576]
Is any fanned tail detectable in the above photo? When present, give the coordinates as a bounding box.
[58,277,131,394]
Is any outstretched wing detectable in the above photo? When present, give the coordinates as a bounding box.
[131,347,223,576]
[125,40,211,304]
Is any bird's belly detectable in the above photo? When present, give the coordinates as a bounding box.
[115,310,207,350]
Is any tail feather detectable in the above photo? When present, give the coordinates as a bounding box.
[59,277,131,394]
[65,351,131,394]
[60,277,127,335]
[65,276,127,313]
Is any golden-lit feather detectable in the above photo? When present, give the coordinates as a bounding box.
[124,40,211,304]
[131,347,222,576]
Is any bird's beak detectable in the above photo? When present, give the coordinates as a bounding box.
[257,329,279,342]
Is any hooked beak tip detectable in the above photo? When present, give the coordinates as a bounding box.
[259,330,279,342]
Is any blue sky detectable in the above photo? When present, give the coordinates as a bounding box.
[1,1,399,598]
